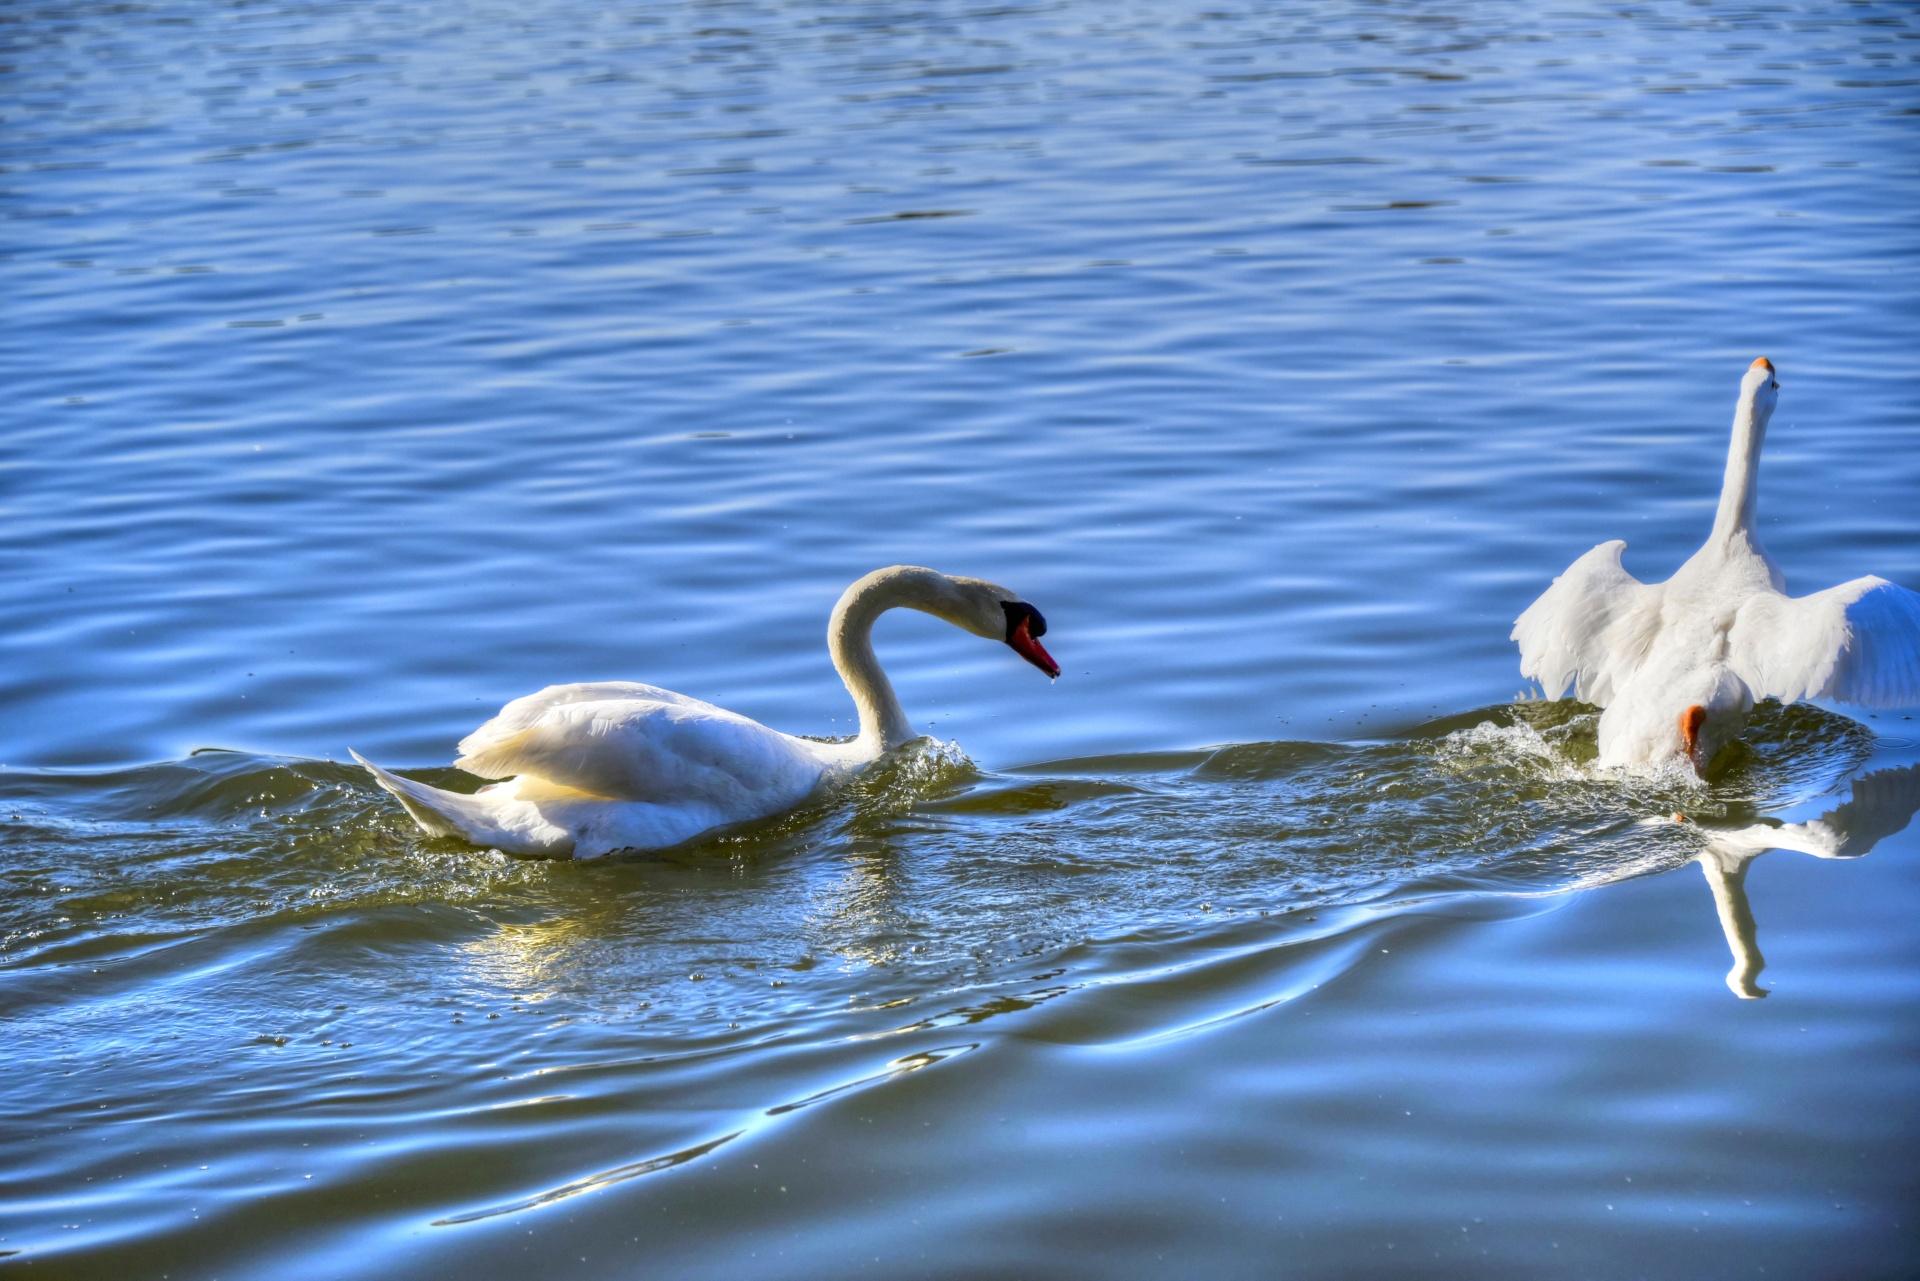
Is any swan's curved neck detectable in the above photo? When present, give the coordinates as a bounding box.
[828,569,940,753]
[1711,389,1769,544]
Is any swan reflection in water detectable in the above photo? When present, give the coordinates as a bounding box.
[1687,764,1920,999]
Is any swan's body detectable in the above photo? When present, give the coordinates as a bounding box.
[354,567,1059,857]
[1513,359,1920,773]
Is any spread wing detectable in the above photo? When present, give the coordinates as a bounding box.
[1512,540,1664,705]
[454,682,825,809]
[1727,577,1920,708]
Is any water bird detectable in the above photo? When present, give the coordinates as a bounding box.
[353,566,1059,857]
[1513,358,1920,773]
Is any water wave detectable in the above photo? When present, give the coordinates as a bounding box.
[1,701,1871,987]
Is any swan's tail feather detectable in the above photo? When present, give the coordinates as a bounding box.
[351,750,489,840]
[350,751,574,856]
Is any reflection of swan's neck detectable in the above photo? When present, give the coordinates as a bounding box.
[828,570,937,754]
[1698,851,1766,999]
[1710,387,1771,546]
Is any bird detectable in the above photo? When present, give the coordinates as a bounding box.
[352,566,1060,857]
[1513,358,1920,774]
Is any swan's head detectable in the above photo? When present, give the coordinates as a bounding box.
[839,567,1060,679]
[1743,356,1780,424]
[935,573,1060,679]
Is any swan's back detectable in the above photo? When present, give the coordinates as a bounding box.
[456,681,833,810]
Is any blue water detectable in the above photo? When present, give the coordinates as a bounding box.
[3,0,1919,1275]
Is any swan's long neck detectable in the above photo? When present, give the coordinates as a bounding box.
[1710,387,1769,545]
[828,569,937,754]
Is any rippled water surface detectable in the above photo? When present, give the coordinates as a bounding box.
[4,0,1919,1275]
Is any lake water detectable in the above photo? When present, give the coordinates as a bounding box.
[4,0,1919,1274]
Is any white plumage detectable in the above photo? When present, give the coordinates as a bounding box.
[355,567,1059,857]
[1514,358,1920,773]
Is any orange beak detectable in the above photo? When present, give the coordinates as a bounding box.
[1008,612,1059,679]
[1680,705,1708,768]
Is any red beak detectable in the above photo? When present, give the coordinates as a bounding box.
[1008,614,1060,679]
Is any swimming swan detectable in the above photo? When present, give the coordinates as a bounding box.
[353,566,1059,857]
[1513,358,1920,773]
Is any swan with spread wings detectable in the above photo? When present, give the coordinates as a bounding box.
[1513,359,1920,773]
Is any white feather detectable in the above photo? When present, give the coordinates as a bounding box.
[1512,539,1662,705]
[455,683,832,809]
[1728,576,1920,708]
[1512,360,1920,771]
[353,567,1053,858]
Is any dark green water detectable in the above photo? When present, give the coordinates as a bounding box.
[3,0,1918,1275]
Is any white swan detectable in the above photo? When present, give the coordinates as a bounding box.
[353,566,1059,857]
[1514,358,1920,773]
